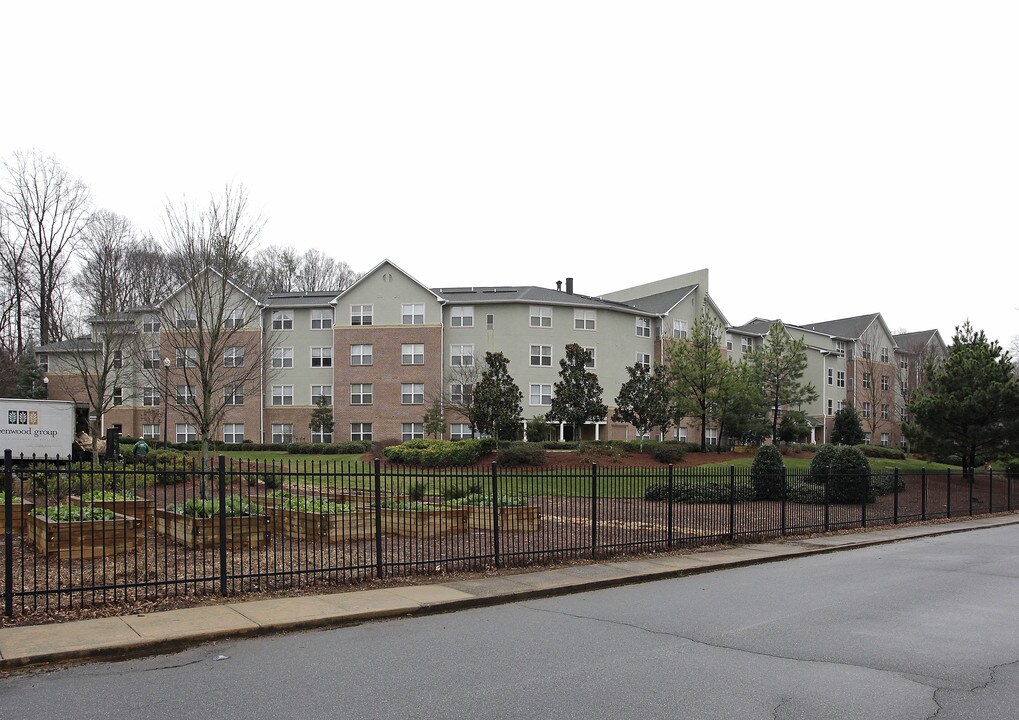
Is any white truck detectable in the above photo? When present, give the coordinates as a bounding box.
[0,398,75,459]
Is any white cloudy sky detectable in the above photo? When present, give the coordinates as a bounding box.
[3,2,1016,346]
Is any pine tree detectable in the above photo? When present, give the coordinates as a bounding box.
[831,405,865,445]
[751,322,818,444]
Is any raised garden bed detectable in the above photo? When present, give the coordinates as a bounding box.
[274,495,374,542]
[154,497,269,548]
[448,495,541,532]
[26,505,141,560]
[378,502,466,538]
[326,488,410,508]
[69,492,155,527]
[2,494,34,533]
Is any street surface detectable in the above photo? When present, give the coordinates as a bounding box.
[5,525,1019,719]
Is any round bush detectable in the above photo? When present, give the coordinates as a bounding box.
[751,444,786,500]
[652,442,685,464]
[828,446,872,504]
[497,444,546,467]
[808,444,839,484]
[1005,460,1019,480]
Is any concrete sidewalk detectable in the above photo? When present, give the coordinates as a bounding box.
[3,514,1017,672]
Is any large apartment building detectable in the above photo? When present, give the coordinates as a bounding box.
[37,259,944,448]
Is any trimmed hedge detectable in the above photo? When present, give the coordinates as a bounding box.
[286,442,371,455]
[652,442,686,464]
[644,480,753,504]
[497,444,547,467]
[383,439,486,466]
[828,446,872,503]
[856,444,906,460]
[751,445,786,500]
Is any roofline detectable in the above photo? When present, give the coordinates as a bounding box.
[330,258,445,306]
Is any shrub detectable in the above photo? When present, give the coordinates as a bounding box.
[856,444,906,460]
[751,445,786,500]
[579,442,621,462]
[785,479,826,504]
[497,444,546,467]
[808,444,839,484]
[644,480,753,504]
[828,446,872,504]
[383,439,485,466]
[476,437,499,455]
[871,471,906,495]
[525,416,551,443]
[34,505,115,522]
[407,481,427,501]
[652,442,685,464]
[542,441,580,450]
[1006,460,1019,480]
[370,439,401,458]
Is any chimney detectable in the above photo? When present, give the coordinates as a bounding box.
[566,277,573,294]
[556,280,562,291]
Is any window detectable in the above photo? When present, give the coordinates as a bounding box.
[143,387,161,407]
[880,347,890,363]
[529,306,552,328]
[574,309,596,330]
[900,408,909,422]
[741,338,753,353]
[272,385,294,406]
[312,428,333,444]
[350,344,373,365]
[311,347,333,368]
[402,303,425,325]
[272,424,293,444]
[862,343,872,360]
[142,424,160,441]
[176,385,195,405]
[881,375,889,391]
[350,383,373,405]
[827,368,833,385]
[224,308,245,329]
[864,433,872,445]
[881,404,889,420]
[175,424,197,443]
[112,387,123,406]
[272,311,293,330]
[530,344,552,367]
[450,383,472,405]
[705,428,718,446]
[486,314,494,330]
[224,385,244,405]
[112,350,123,369]
[311,309,333,329]
[450,423,472,440]
[176,347,197,368]
[862,373,872,389]
[900,357,908,370]
[311,384,333,405]
[635,352,651,368]
[451,306,474,327]
[38,353,48,372]
[175,311,197,329]
[401,383,424,404]
[529,383,552,406]
[223,424,245,444]
[272,347,294,368]
[635,317,651,337]
[838,400,846,411]
[583,347,596,369]
[837,371,846,388]
[401,344,424,365]
[725,334,733,351]
[900,436,908,449]
[402,423,424,441]
[673,319,688,339]
[676,427,688,442]
[451,344,475,367]
[351,423,373,442]
[142,314,161,333]
[827,399,833,415]
[143,349,160,369]
[351,305,373,326]
[224,346,245,368]
[862,402,871,418]
[835,341,846,357]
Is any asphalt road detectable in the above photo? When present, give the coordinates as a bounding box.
[5,526,1019,719]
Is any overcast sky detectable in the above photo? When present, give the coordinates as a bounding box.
[3,2,1016,347]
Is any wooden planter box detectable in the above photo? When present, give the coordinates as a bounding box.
[3,499,34,534]
[26,511,141,560]
[278,508,375,542]
[69,495,155,527]
[154,509,269,548]
[326,489,410,508]
[464,505,541,533]
[380,507,466,538]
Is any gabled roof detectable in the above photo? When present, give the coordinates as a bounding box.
[796,313,881,340]
[728,318,777,336]
[265,291,337,308]
[331,259,444,305]
[624,285,697,314]
[161,266,264,309]
[37,337,97,353]
[894,329,946,355]
[433,285,653,315]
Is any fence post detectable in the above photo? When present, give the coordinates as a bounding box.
[4,450,12,618]
[989,469,993,514]
[218,455,227,597]
[893,468,899,524]
[591,463,598,559]
[374,458,383,579]
[969,470,974,516]
[946,469,952,518]
[666,464,674,549]
[860,471,867,529]
[1009,471,1013,512]
[921,468,927,520]
[491,461,501,569]
[823,476,830,532]
[728,466,735,543]
[780,466,787,536]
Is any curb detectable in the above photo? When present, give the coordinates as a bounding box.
[4,514,1019,672]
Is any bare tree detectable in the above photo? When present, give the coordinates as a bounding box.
[295,249,360,293]
[126,240,176,308]
[247,246,360,295]
[443,361,482,436]
[856,327,897,443]
[0,206,28,353]
[151,186,271,493]
[73,210,142,318]
[1,151,92,346]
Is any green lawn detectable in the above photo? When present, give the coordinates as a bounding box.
[692,456,962,472]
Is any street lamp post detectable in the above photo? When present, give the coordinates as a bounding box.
[42,376,49,399]
[163,357,171,447]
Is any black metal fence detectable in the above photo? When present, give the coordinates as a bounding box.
[3,450,1013,619]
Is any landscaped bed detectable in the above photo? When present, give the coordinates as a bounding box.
[377,501,467,538]
[2,491,34,533]
[26,504,141,560]
[69,491,155,527]
[273,494,375,542]
[154,496,269,548]
[447,494,541,532]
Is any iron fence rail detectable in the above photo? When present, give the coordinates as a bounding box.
[2,451,1013,618]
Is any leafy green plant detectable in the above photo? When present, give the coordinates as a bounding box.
[0,491,21,504]
[377,500,431,511]
[384,439,486,466]
[751,445,786,500]
[652,442,685,464]
[407,481,427,501]
[167,496,257,518]
[808,444,839,484]
[855,444,907,460]
[79,490,136,502]
[497,444,546,467]
[33,505,115,522]
[280,496,352,513]
[444,494,527,507]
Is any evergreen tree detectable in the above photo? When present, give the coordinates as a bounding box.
[778,410,809,444]
[309,397,334,441]
[471,352,523,446]
[905,322,1019,474]
[715,357,770,446]
[831,405,866,445]
[612,362,672,449]
[667,315,728,451]
[422,400,445,439]
[14,346,46,399]
[751,322,818,444]
[548,344,607,441]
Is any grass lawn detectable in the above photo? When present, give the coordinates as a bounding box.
[694,456,962,473]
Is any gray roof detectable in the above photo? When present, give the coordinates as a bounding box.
[264,291,338,308]
[37,337,97,353]
[728,318,777,336]
[624,285,697,314]
[893,330,939,353]
[795,313,880,340]
[432,286,653,315]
